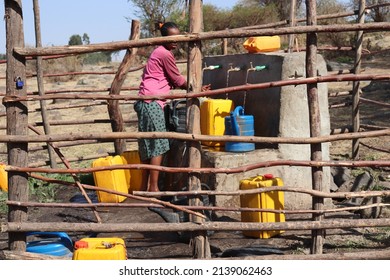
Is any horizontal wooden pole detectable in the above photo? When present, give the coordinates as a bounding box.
[3,218,390,233]
[7,200,389,215]
[6,158,390,174]
[2,248,389,260]
[329,101,352,109]
[28,153,111,168]
[14,22,390,57]
[3,73,390,104]
[360,142,390,154]
[0,250,70,260]
[360,97,390,108]
[0,127,388,144]
[243,3,390,31]
[331,126,353,135]
[328,91,352,97]
[230,249,390,260]
[361,124,390,130]
[23,173,390,200]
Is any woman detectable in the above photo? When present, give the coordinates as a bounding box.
[134,22,190,192]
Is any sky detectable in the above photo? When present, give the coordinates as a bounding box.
[0,0,240,56]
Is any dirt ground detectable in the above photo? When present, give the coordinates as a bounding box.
[0,46,389,259]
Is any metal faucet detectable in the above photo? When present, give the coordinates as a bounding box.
[227,63,242,73]
[202,63,222,71]
[247,62,267,73]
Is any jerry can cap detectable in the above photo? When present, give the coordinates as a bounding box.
[264,174,274,179]
[74,240,88,249]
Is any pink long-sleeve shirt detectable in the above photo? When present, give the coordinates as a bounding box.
[138,45,186,108]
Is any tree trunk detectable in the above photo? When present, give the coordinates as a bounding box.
[4,0,29,252]
[306,0,325,255]
[187,0,211,259]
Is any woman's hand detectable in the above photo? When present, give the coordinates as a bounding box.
[201,84,211,91]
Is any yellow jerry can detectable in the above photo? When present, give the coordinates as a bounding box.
[92,155,128,203]
[73,237,126,260]
[240,174,285,238]
[200,98,234,148]
[0,163,8,192]
[243,36,281,53]
[121,150,144,192]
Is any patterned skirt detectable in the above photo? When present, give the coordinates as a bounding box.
[134,100,170,161]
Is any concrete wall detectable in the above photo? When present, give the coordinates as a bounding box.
[201,52,331,210]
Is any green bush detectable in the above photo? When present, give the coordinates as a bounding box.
[82,52,113,65]
[0,190,7,215]
[335,56,354,64]
[28,173,73,203]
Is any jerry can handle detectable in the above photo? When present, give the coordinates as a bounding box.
[172,99,187,129]
[233,106,244,116]
[230,106,244,136]
[251,176,264,182]
[251,174,274,182]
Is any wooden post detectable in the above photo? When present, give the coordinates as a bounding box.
[306,0,325,254]
[187,0,211,259]
[33,0,57,168]
[222,29,228,55]
[4,0,29,251]
[108,20,140,155]
[222,38,228,55]
[288,0,297,53]
[352,0,366,160]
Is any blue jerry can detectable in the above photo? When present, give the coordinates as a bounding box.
[225,106,255,152]
[26,232,73,257]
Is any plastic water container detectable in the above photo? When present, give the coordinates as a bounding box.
[26,232,73,257]
[240,174,285,239]
[224,106,255,152]
[121,150,143,192]
[0,163,7,192]
[200,98,234,148]
[92,155,128,203]
[72,237,127,260]
[243,36,281,53]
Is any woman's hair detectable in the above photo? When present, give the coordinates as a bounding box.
[158,22,179,36]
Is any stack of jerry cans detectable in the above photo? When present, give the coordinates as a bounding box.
[200,98,234,148]
[240,174,285,238]
[92,155,128,203]
[120,150,143,193]
[73,237,126,260]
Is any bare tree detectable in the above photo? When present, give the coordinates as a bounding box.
[238,0,303,20]
[317,0,350,47]
[349,0,390,22]
[128,0,186,37]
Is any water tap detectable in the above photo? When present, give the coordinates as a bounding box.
[227,64,242,73]
[203,64,222,71]
[247,62,268,72]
